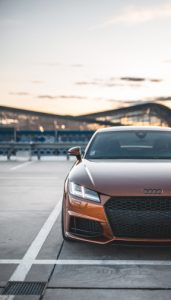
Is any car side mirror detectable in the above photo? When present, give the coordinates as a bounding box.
[68,146,82,161]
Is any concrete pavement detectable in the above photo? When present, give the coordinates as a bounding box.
[0,160,171,299]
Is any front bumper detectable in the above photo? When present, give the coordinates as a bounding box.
[64,194,171,244]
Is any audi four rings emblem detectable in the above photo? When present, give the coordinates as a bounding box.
[144,188,163,194]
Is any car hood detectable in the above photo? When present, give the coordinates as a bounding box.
[69,159,171,196]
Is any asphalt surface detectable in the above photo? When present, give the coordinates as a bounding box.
[0,159,171,300]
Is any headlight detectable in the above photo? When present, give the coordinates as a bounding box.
[69,182,100,203]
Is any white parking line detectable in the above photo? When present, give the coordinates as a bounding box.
[0,296,14,300]
[9,200,62,282]
[1,257,171,299]
[0,260,20,264]
[1,259,171,266]
[0,201,62,300]
[0,198,61,299]
[10,161,34,171]
[34,259,171,266]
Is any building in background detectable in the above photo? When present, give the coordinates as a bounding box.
[0,102,171,132]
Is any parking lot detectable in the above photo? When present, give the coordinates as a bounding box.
[0,160,171,300]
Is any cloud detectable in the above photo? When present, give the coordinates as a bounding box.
[71,64,84,68]
[76,79,133,88]
[31,80,44,84]
[120,77,145,82]
[37,95,57,99]
[37,62,84,68]
[149,79,162,83]
[37,95,87,100]
[107,98,143,103]
[9,92,30,96]
[76,81,99,86]
[153,96,171,102]
[76,76,162,87]
[120,77,162,83]
[144,96,171,103]
[59,95,86,99]
[103,3,171,26]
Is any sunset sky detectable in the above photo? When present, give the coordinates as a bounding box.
[1,0,171,115]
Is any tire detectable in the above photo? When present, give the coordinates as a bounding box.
[61,199,73,242]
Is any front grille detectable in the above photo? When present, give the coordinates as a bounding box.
[105,197,171,239]
[70,216,103,238]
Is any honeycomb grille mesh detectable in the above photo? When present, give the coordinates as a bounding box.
[105,197,171,239]
[70,217,103,238]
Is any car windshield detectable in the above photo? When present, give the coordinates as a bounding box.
[85,130,171,159]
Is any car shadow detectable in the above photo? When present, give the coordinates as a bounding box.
[60,240,171,261]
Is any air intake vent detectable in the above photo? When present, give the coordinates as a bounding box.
[70,216,103,238]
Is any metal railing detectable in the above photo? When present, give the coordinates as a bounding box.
[0,142,87,160]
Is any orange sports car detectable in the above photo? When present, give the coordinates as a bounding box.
[62,126,171,244]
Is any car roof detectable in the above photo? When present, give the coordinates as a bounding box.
[97,126,171,133]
